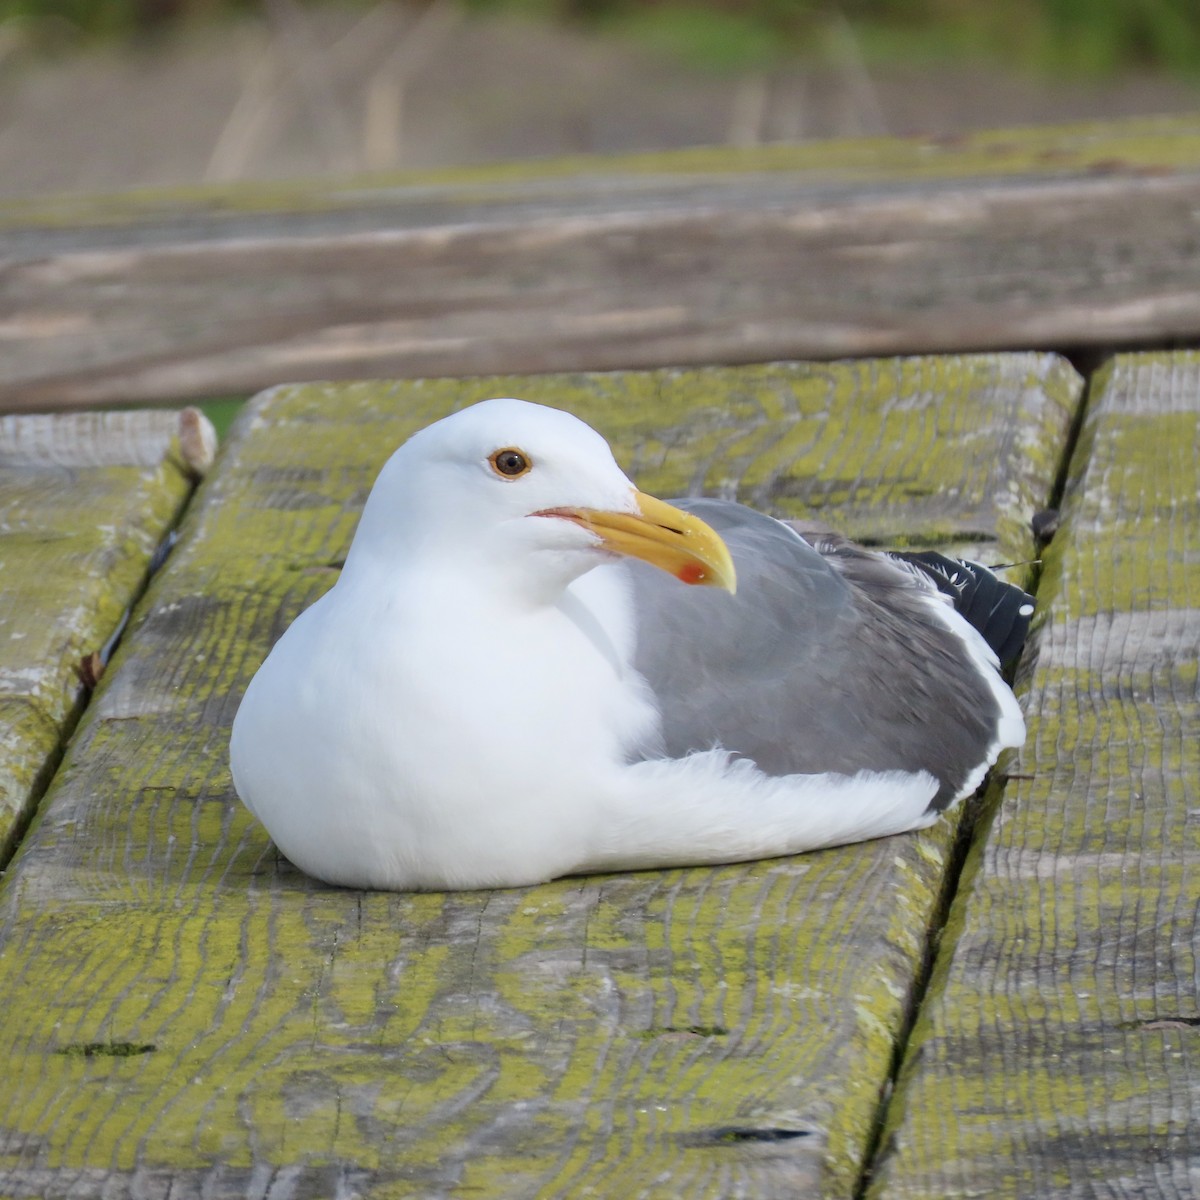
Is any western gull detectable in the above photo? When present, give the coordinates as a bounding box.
[231,398,1031,891]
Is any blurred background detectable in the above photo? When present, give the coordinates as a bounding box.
[0,0,1198,200]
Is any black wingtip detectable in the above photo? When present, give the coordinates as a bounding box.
[889,551,1034,667]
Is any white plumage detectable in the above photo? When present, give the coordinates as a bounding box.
[230,398,1025,891]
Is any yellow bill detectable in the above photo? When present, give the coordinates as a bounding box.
[538,491,737,593]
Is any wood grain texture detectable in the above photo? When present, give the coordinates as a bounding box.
[3,117,1200,409]
[0,356,1078,1198]
[867,352,1200,1199]
[0,410,196,861]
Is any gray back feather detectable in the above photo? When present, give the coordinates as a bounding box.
[626,499,1003,809]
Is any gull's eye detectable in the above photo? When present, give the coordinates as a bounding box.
[489,448,532,479]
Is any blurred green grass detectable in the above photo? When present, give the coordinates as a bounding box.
[199,396,245,442]
[4,0,1197,79]
[525,0,1200,77]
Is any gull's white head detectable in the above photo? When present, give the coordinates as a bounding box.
[344,398,735,598]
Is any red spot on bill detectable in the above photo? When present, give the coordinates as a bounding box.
[677,563,708,585]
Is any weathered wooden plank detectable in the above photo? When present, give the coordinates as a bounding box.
[868,352,1200,1199]
[3,117,1200,409]
[0,409,202,862]
[6,115,1199,249]
[0,355,1078,1198]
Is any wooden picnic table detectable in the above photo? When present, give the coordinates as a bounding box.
[6,114,1200,411]
[0,120,1197,1199]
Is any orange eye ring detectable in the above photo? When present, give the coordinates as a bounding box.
[489,448,532,479]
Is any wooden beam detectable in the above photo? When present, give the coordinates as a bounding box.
[0,356,1076,1197]
[868,352,1200,1199]
[0,410,200,860]
[3,118,1200,410]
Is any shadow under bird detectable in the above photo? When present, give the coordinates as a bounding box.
[230,398,1032,890]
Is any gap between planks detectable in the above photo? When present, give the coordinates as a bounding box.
[851,357,1096,1198]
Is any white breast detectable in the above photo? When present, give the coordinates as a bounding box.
[230,563,660,889]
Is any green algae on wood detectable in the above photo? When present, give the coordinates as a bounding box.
[0,356,1078,1198]
[0,409,201,864]
[867,351,1200,1200]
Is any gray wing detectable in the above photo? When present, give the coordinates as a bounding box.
[625,499,1005,810]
